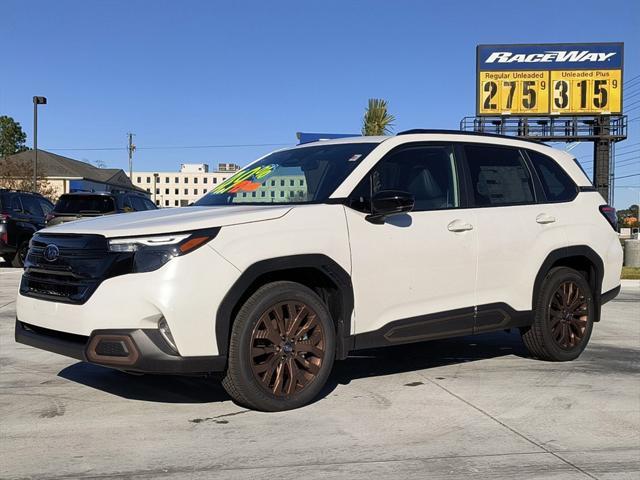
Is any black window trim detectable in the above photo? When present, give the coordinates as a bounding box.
[346,141,468,214]
[521,148,579,204]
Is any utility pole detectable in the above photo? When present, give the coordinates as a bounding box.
[32,96,47,191]
[127,132,136,179]
[153,173,159,205]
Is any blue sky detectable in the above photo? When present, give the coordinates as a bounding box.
[2,0,639,208]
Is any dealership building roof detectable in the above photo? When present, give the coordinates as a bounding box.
[4,149,145,194]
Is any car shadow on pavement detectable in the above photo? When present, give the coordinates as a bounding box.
[57,330,528,405]
[58,362,230,404]
[327,329,528,389]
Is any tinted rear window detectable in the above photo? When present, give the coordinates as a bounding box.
[464,145,535,206]
[527,150,577,202]
[54,195,116,214]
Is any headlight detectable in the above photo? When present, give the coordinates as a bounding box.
[107,228,220,273]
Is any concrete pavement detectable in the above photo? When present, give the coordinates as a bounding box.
[1,268,638,479]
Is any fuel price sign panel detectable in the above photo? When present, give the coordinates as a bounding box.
[480,71,549,115]
[477,43,624,116]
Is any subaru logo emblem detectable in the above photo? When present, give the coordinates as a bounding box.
[43,244,60,262]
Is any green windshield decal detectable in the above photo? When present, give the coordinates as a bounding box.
[211,164,277,194]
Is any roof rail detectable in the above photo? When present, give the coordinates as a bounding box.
[396,128,545,145]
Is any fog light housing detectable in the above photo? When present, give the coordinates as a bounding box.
[158,317,178,353]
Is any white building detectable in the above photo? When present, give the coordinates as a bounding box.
[129,163,240,207]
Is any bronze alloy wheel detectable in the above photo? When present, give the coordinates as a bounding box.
[249,301,325,397]
[549,280,589,350]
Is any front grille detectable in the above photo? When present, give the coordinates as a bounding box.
[20,233,134,304]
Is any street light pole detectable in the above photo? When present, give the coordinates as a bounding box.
[32,96,47,191]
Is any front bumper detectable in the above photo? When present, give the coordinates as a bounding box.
[15,319,226,374]
[16,243,241,357]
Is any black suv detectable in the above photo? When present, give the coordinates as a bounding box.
[0,189,54,267]
[46,191,157,227]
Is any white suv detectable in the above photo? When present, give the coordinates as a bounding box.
[15,130,622,411]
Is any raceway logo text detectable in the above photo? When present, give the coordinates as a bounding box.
[485,50,617,64]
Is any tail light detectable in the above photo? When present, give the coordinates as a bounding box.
[0,214,8,244]
[599,205,617,231]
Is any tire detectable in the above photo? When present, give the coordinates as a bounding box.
[222,281,335,411]
[521,267,595,361]
[11,241,29,268]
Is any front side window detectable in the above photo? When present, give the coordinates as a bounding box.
[527,150,577,202]
[117,195,133,211]
[130,196,147,211]
[464,145,535,206]
[194,143,377,206]
[350,144,460,213]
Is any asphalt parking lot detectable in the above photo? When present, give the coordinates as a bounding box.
[1,267,638,480]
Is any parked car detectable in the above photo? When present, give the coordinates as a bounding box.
[15,130,622,411]
[0,189,54,267]
[46,191,157,227]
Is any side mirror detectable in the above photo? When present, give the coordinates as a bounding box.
[366,190,415,224]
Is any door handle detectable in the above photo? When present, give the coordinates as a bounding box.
[447,220,474,232]
[536,213,556,224]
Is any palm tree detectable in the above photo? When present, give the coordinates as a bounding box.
[361,98,395,136]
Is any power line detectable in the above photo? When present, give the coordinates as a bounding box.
[625,74,640,85]
[615,149,640,157]
[616,157,640,167]
[615,173,640,180]
[45,142,292,152]
[616,159,639,168]
[137,143,292,150]
[616,142,640,150]
[624,90,640,101]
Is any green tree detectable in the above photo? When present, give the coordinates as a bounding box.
[361,98,395,136]
[0,116,28,157]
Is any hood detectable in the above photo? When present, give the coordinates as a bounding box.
[42,205,292,237]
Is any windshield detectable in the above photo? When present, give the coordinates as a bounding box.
[194,143,378,206]
[54,195,116,214]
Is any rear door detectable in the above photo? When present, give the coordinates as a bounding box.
[462,143,567,331]
[19,195,45,229]
[345,143,478,345]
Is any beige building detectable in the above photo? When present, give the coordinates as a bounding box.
[129,163,240,207]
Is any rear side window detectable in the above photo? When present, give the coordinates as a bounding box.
[527,151,577,202]
[20,195,44,217]
[54,195,116,214]
[38,198,53,215]
[10,195,22,212]
[464,145,535,206]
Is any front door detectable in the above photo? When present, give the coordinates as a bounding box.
[345,143,478,347]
